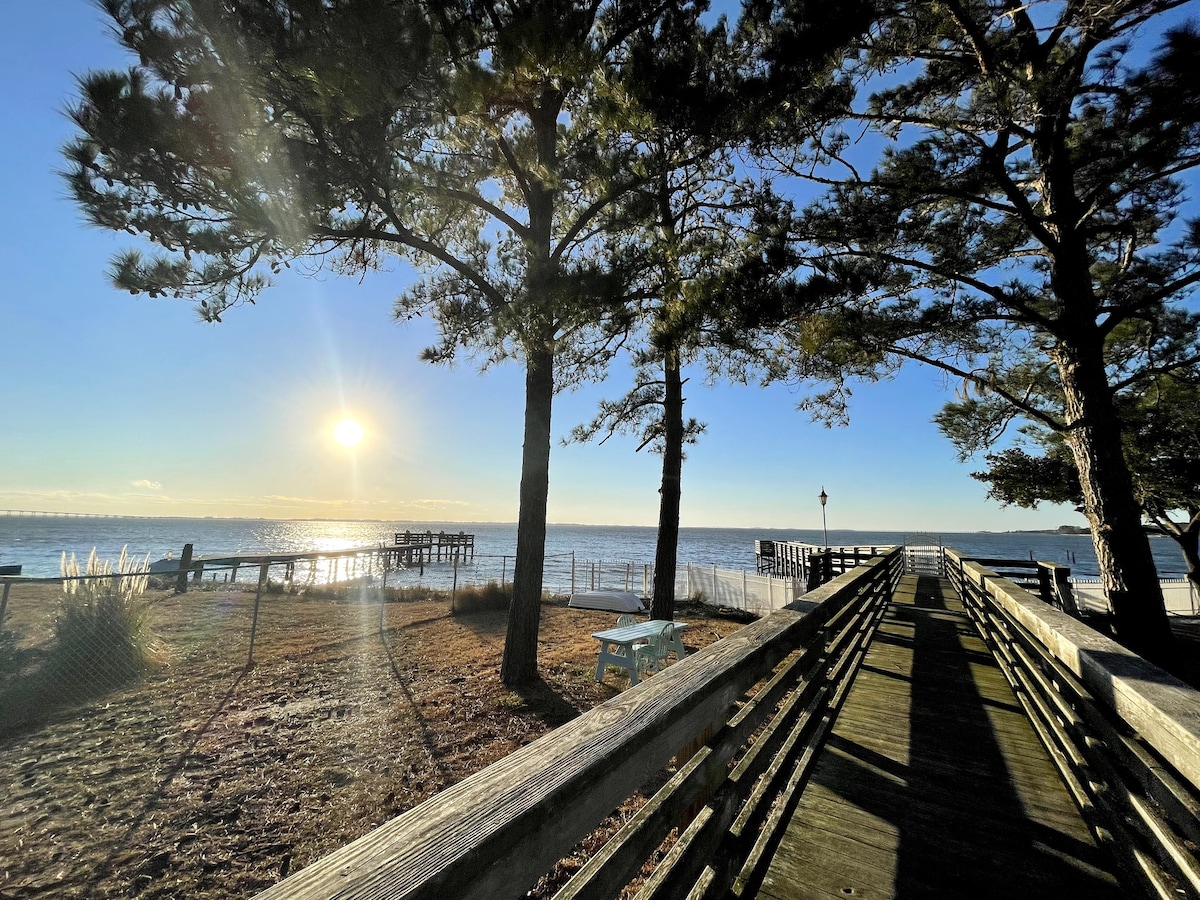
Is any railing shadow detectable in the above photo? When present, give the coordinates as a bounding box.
[811,575,1120,896]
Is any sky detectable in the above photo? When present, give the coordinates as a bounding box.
[0,1,1188,533]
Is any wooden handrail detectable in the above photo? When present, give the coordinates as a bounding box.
[254,549,905,900]
[946,548,1200,899]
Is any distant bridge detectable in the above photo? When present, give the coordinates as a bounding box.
[0,510,143,519]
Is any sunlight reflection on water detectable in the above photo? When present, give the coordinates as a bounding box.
[0,516,1189,586]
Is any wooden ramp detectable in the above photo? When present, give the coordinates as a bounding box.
[756,574,1122,899]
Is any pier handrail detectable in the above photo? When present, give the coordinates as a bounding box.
[254,547,905,900]
[946,548,1200,898]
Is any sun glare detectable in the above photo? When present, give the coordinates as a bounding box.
[333,419,364,447]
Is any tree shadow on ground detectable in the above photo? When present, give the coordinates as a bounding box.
[512,676,588,729]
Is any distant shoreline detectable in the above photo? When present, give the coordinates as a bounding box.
[1009,527,1091,535]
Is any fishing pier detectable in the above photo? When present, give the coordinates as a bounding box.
[257,543,1200,900]
[157,530,476,589]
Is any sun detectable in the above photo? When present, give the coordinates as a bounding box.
[333,419,364,447]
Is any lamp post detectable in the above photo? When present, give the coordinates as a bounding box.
[819,488,829,548]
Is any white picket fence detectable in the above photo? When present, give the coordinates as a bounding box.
[1070,578,1200,616]
[577,560,1199,620]
[565,559,803,616]
[673,564,804,616]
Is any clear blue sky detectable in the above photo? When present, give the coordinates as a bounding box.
[0,1,1168,533]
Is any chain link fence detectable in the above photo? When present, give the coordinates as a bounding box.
[0,545,776,899]
[0,548,802,731]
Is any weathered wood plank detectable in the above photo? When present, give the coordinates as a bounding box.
[948,551,1200,792]
[756,575,1122,899]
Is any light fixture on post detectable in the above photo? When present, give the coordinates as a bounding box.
[819,487,829,548]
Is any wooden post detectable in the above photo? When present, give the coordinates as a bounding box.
[247,562,268,668]
[175,543,193,595]
[0,580,11,627]
[1038,562,1080,616]
[379,561,389,634]
[450,557,459,615]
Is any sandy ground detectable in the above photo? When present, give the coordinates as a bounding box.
[0,582,747,898]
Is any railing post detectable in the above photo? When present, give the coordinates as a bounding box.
[379,559,390,634]
[247,561,268,668]
[175,543,193,595]
[0,580,11,627]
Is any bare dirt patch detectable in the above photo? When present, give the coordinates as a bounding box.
[0,583,746,898]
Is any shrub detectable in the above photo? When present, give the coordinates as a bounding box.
[54,547,156,686]
[451,581,512,615]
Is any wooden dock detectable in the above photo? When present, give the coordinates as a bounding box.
[755,540,893,582]
[148,531,476,589]
[756,574,1121,898]
[391,530,475,564]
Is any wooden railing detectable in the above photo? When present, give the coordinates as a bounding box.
[754,540,891,583]
[254,547,905,900]
[946,549,1200,899]
[957,556,1080,615]
[393,530,476,561]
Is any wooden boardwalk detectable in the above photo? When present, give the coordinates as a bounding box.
[756,574,1123,899]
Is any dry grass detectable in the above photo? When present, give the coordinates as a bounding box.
[0,582,747,898]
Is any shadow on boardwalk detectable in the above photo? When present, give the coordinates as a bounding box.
[758,574,1121,899]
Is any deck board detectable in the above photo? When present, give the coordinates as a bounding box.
[756,574,1122,899]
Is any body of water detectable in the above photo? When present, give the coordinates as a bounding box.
[0,515,1190,582]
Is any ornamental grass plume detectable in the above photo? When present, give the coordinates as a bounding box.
[55,545,156,686]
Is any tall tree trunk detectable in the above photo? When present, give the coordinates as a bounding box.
[502,341,554,685]
[651,352,684,620]
[1056,345,1174,664]
[501,95,560,686]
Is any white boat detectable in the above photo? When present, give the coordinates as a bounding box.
[567,590,645,613]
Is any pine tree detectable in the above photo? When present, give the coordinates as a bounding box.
[65,0,708,683]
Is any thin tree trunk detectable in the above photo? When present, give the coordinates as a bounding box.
[1057,346,1174,664]
[1162,518,1200,593]
[502,342,554,685]
[651,352,684,620]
